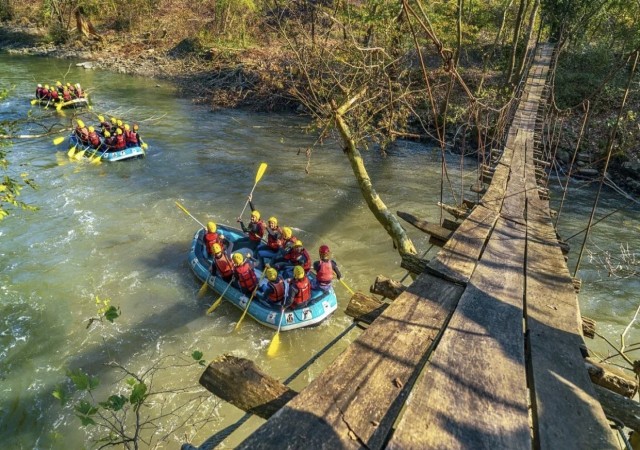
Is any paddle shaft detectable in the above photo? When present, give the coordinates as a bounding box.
[206,277,234,314]
[235,269,267,329]
[175,202,206,229]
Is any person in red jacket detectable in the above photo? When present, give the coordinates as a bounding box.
[124,124,139,148]
[260,267,286,304]
[210,243,234,283]
[203,222,222,257]
[312,245,342,291]
[287,265,311,309]
[232,252,258,296]
[113,128,126,150]
[238,206,265,251]
[87,126,101,149]
[257,216,283,263]
[74,119,89,144]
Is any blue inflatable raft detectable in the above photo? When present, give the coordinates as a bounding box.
[68,134,146,162]
[188,224,338,331]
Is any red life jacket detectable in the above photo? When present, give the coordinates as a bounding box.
[214,253,234,278]
[315,260,333,283]
[248,220,265,242]
[204,232,220,255]
[125,130,139,146]
[88,131,101,148]
[114,134,126,150]
[62,90,72,102]
[291,277,311,306]
[36,87,43,98]
[291,247,311,272]
[50,90,59,100]
[76,127,89,143]
[266,227,283,250]
[235,262,258,293]
[41,88,50,99]
[101,122,111,133]
[267,278,286,303]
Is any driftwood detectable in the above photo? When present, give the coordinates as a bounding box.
[199,354,297,419]
[370,275,406,300]
[344,292,388,325]
[586,358,637,398]
[594,384,640,433]
[582,315,595,338]
[400,253,429,274]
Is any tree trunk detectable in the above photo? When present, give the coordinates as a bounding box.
[515,0,540,80]
[455,0,463,66]
[332,94,417,257]
[506,0,528,84]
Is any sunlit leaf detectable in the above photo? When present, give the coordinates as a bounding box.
[191,350,203,362]
[129,382,147,405]
[99,394,127,411]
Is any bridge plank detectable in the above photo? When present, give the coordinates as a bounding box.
[525,214,617,449]
[236,273,465,450]
[388,217,529,449]
[427,205,498,285]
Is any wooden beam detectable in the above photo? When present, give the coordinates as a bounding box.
[586,358,638,398]
[370,275,406,300]
[400,253,429,275]
[344,292,388,325]
[397,211,454,242]
[199,354,297,420]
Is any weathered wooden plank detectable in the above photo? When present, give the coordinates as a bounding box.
[397,210,454,242]
[236,273,465,450]
[525,213,617,449]
[370,275,406,300]
[427,204,498,285]
[388,218,529,449]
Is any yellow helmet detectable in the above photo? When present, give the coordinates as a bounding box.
[207,221,217,232]
[104,131,111,138]
[251,210,261,220]
[117,120,123,127]
[293,265,304,279]
[110,117,117,124]
[212,243,222,254]
[268,216,278,226]
[133,123,139,131]
[98,115,105,122]
[124,124,130,131]
[294,239,303,248]
[77,119,85,128]
[116,128,123,135]
[88,126,95,132]
[56,81,62,86]
[45,84,50,89]
[282,227,292,239]
[265,267,278,281]
[232,253,244,265]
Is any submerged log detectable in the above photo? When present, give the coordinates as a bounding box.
[370,275,406,300]
[400,253,430,275]
[586,358,638,398]
[344,292,389,325]
[199,354,297,419]
[594,384,640,433]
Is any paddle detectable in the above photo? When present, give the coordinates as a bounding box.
[89,145,110,164]
[174,201,206,229]
[238,163,268,220]
[206,277,234,314]
[266,305,285,357]
[197,269,213,298]
[234,268,268,330]
[338,277,355,296]
[53,136,65,146]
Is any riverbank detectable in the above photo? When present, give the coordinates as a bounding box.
[2,22,639,196]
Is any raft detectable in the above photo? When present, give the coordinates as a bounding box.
[33,97,89,109]
[189,225,338,331]
[68,134,146,162]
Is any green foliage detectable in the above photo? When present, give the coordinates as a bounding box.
[67,368,100,391]
[192,350,206,366]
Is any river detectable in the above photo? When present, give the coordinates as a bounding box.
[0,53,638,449]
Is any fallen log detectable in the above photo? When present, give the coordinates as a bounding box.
[344,292,388,325]
[586,358,638,398]
[593,384,640,433]
[199,354,297,419]
[370,275,406,300]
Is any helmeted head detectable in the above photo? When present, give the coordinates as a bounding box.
[212,243,222,255]
[207,221,216,233]
[265,267,278,281]
[251,210,260,221]
[111,117,117,124]
[232,253,244,265]
[116,128,123,135]
[282,227,292,239]
[294,239,303,248]
[44,84,50,90]
[77,119,85,128]
[117,120,123,127]
[37,84,42,88]
[268,216,278,228]
[293,265,305,280]
[104,131,111,138]
[133,123,139,131]
[98,115,105,122]
[56,81,62,87]
[88,126,95,132]
[124,124,130,131]
[319,244,330,258]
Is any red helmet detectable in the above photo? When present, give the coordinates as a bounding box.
[319,245,330,255]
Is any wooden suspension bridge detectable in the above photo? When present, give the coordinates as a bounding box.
[185,43,638,449]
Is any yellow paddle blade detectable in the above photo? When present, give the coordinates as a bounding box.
[74,150,86,160]
[88,105,93,111]
[56,104,62,111]
[30,99,38,105]
[67,146,76,157]
[197,280,209,298]
[53,136,65,145]
[266,333,281,357]
[90,154,102,164]
[206,296,224,315]
[255,162,268,183]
